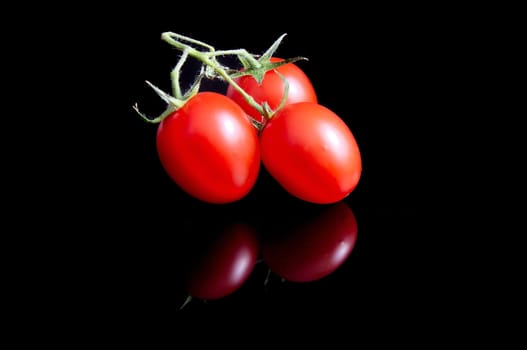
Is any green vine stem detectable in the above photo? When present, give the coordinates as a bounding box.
[134,32,307,128]
[161,32,267,117]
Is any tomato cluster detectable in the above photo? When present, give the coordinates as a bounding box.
[135,32,362,204]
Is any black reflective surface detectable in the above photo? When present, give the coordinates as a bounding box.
[81,165,431,319]
[175,200,359,311]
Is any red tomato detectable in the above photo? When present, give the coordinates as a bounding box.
[262,201,358,282]
[184,222,260,300]
[260,102,362,204]
[225,57,317,122]
[156,92,260,204]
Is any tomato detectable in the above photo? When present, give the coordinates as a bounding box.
[225,57,317,122]
[156,92,260,204]
[262,201,358,282]
[260,102,362,204]
[183,222,260,300]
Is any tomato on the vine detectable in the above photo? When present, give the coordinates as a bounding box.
[137,32,363,205]
[156,92,260,204]
[226,57,317,122]
[259,102,362,204]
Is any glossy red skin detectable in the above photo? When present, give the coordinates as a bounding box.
[226,57,317,122]
[156,92,260,204]
[184,223,260,300]
[260,102,362,204]
[262,201,358,282]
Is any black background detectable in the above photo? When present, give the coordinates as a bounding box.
[14,3,504,339]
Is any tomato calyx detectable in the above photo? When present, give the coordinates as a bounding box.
[228,34,307,85]
[133,49,205,124]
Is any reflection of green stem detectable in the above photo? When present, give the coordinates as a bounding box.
[264,268,272,287]
[161,32,266,117]
[179,295,193,311]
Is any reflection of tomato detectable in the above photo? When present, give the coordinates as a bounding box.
[226,57,317,122]
[262,202,358,282]
[184,222,260,300]
[156,92,260,204]
[260,102,362,204]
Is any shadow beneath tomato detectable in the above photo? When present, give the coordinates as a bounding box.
[260,201,358,283]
